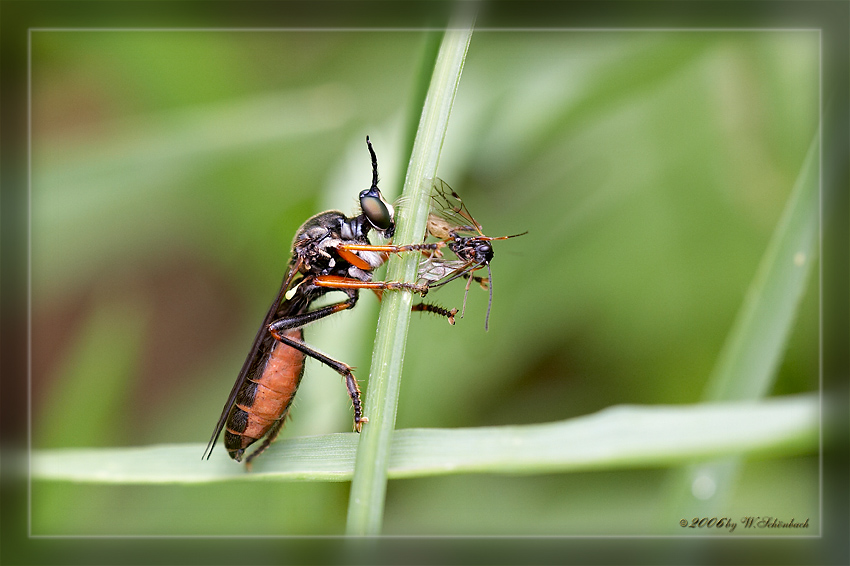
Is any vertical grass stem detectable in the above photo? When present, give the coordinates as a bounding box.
[344,23,474,536]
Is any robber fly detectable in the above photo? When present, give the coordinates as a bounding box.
[203,137,454,466]
[414,178,526,331]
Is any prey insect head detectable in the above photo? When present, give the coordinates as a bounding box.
[359,136,395,238]
[470,238,495,265]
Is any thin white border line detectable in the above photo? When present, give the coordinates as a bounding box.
[817,27,824,539]
[26,27,824,540]
[27,536,824,540]
[27,27,34,540]
[26,26,823,32]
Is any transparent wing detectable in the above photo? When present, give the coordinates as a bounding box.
[417,255,484,288]
[426,178,485,239]
[202,257,303,460]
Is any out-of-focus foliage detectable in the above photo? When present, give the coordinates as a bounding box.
[30,30,818,536]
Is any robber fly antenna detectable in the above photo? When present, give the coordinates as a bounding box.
[359,136,395,235]
[366,135,379,190]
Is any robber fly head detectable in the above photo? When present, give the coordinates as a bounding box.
[358,136,396,239]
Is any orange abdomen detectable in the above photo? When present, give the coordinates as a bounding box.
[224,328,306,459]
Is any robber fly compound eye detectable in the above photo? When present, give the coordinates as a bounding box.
[360,188,395,232]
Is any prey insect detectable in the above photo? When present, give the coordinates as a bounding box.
[203,137,454,466]
[413,178,527,331]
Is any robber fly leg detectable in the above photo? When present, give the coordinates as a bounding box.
[338,242,445,256]
[267,293,368,432]
[244,417,287,470]
[314,275,429,297]
[269,328,368,433]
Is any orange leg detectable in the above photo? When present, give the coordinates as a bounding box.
[338,242,446,255]
[313,275,429,296]
[336,247,382,271]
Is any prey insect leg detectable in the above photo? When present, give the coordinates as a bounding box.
[411,303,458,324]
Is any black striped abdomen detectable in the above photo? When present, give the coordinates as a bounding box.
[224,328,306,460]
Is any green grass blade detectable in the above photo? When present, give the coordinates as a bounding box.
[31,394,817,484]
[703,136,819,402]
[344,23,475,536]
[663,132,820,525]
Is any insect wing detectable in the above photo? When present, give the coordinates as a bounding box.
[427,178,485,238]
[422,181,527,331]
[417,256,483,288]
[417,256,461,284]
[202,259,303,460]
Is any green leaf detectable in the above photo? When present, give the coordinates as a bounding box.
[703,135,819,402]
[31,394,817,485]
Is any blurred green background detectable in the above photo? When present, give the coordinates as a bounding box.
[31,30,818,536]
